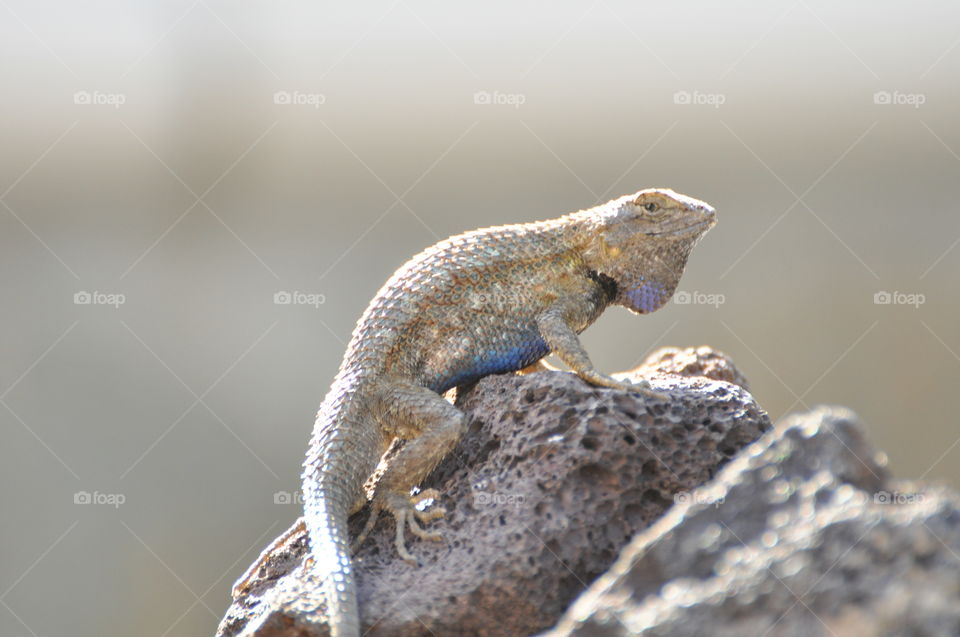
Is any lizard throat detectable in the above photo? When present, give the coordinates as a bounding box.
[624,280,670,314]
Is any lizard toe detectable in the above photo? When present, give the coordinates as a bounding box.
[392,509,419,564]
[407,514,444,542]
[379,490,445,563]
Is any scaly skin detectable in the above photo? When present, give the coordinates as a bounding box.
[300,188,716,636]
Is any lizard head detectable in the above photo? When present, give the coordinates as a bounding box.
[579,188,716,314]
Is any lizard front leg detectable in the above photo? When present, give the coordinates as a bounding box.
[360,382,467,563]
[537,307,666,400]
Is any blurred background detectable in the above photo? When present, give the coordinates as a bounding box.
[1,1,958,635]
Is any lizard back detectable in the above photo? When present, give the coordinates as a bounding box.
[338,217,612,393]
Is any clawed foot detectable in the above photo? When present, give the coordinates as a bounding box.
[615,377,668,400]
[352,488,446,564]
[581,371,668,400]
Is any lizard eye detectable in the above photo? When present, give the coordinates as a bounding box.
[644,202,660,213]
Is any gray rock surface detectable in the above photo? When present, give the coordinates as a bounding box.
[627,345,751,391]
[547,406,960,637]
[217,347,770,637]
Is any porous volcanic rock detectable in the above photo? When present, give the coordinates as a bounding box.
[547,407,960,637]
[218,347,769,637]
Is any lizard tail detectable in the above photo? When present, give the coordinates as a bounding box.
[301,384,382,637]
[303,499,358,637]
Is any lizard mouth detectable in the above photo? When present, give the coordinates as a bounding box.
[645,218,715,237]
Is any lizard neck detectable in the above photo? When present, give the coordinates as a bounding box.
[558,208,695,314]
[585,268,620,304]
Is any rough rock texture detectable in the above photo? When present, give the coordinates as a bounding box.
[626,345,750,391]
[218,347,770,637]
[547,406,960,637]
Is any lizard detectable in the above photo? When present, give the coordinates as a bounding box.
[251,188,716,636]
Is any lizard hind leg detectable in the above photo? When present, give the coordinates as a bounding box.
[367,382,467,564]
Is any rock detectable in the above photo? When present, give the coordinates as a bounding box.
[547,406,960,637]
[626,345,750,391]
[218,347,770,637]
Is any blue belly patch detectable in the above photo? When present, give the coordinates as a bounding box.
[432,335,550,393]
